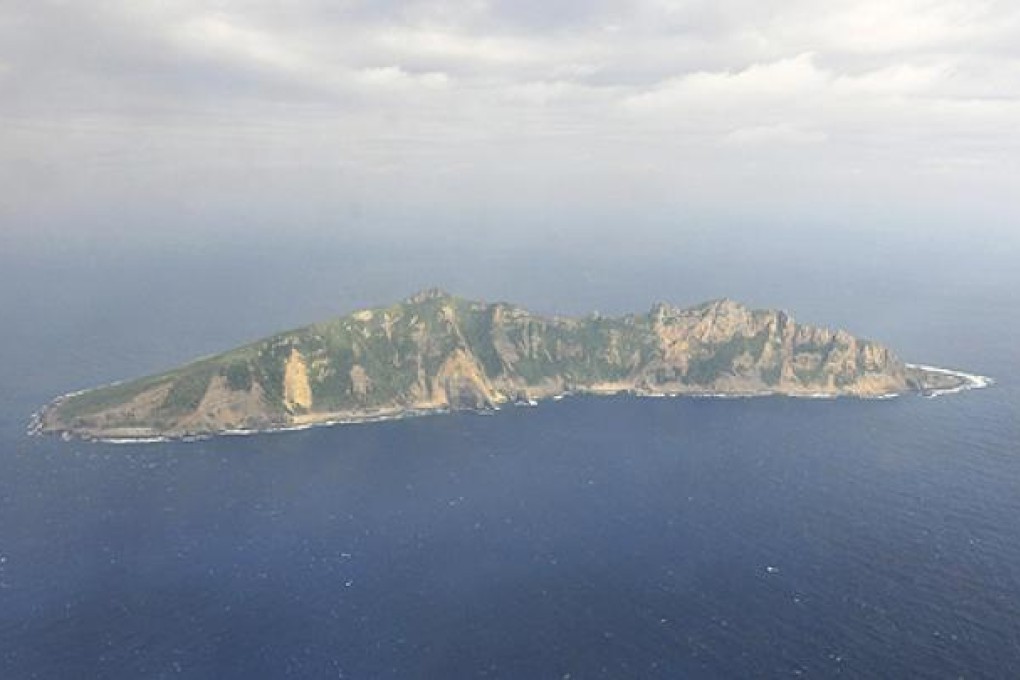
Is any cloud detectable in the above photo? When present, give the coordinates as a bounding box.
[1,0,1019,238]
[355,65,451,90]
[722,124,828,146]
[831,63,949,96]
[624,53,828,113]
[778,0,1019,54]
[373,26,545,67]
[173,14,307,73]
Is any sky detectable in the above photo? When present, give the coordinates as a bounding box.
[2,0,1019,251]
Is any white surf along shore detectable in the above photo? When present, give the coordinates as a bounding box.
[906,364,995,398]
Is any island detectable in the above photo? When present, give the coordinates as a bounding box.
[35,289,989,442]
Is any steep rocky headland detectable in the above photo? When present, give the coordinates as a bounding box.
[37,289,984,441]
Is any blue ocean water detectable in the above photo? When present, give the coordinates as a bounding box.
[1,236,1018,678]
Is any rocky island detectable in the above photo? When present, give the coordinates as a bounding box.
[36,289,988,441]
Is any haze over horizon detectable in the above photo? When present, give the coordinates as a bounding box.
[2,1,1019,252]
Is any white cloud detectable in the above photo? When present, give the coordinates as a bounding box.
[832,63,949,96]
[173,14,307,73]
[781,0,1015,54]
[722,124,828,146]
[499,79,610,106]
[1,0,1019,235]
[355,66,451,90]
[373,26,542,66]
[624,53,828,114]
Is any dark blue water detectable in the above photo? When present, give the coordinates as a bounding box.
[2,236,1018,678]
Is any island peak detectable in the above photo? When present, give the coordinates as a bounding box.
[404,287,455,304]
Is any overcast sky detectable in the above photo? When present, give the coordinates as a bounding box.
[2,1,1019,248]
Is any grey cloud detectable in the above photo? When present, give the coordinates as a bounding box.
[1,0,1019,242]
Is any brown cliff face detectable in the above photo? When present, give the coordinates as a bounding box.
[635,299,906,396]
[37,291,969,440]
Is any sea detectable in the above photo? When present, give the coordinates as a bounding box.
[1,229,1018,678]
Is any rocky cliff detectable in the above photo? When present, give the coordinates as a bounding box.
[37,289,974,440]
